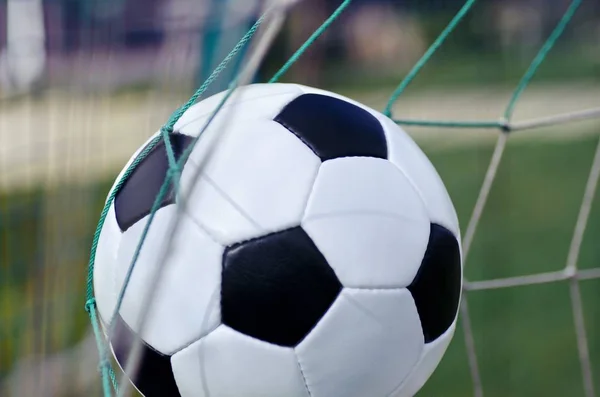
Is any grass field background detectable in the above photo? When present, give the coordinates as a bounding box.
[1,82,599,396]
[421,133,600,397]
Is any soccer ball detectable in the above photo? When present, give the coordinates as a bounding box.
[93,83,462,397]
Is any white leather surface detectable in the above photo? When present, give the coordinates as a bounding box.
[378,115,460,238]
[290,83,460,238]
[173,83,303,133]
[182,118,320,246]
[172,325,310,397]
[302,157,430,288]
[94,130,163,325]
[179,159,263,247]
[115,206,223,354]
[295,288,423,397]
[389,323,457,397]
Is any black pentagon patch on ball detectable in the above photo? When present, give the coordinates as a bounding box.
[408,223,462,343]
[221,226,342,347]
[112,315,181,397]
[274,93,387,161]
[114,133,194,231]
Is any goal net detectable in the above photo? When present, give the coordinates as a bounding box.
[1,0,600,396]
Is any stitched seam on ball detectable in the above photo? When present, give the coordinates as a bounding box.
[387,161,431,221]
[384,338,426,397]
[297,165,346,294]
[294,350,313,397]
[176,91,303,131]
[302,157,410,223]
[371,116,431,218]
[347,286,407,291]
[183,205,223,246]
[303,209,421,225]
[222,226,300,250]
[170,321,222,356]
[274,118,318,160]
[180,162,264,245]
[198,170,264,232]
[274,122,389,163]
[299,161,322,222]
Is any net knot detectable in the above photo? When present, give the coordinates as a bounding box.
[85,298,97,313]
[498,118,511,133]
[564,266,577,279]
[167,166,181,179]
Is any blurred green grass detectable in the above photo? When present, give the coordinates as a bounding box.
[2,129,600,396]
[0,182,112,379]
[420,132,600,397]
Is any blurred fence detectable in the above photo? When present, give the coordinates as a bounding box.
[0,1,599,396]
